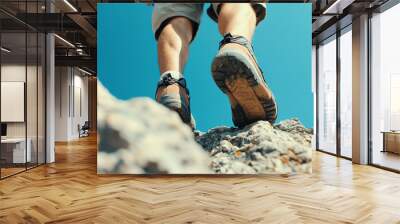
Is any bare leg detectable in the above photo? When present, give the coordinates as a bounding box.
[156,17,195,128]
[157,17,193,74]
[211,3,277,127]
[218,3,257,41]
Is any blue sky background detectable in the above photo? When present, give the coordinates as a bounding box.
[98,3,312,131]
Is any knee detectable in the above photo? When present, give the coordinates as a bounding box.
[158,17,193,49]
[219,3,256,20]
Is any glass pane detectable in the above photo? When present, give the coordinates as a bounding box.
[38,33,45,165]
[27,31,38,169]
[340,28,352,158]
[318,36,337,154]
[371,3,400,171]
[1,30,27,177]
[26,0,38,169]
[0,0,46,178]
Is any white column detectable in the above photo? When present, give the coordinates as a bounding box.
[45,1,55,163]
[46,33,55,163]
[352,14,369,164]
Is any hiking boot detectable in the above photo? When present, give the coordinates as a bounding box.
[211,33,277,128]
[155,72,196,129]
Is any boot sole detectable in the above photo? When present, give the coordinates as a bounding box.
[211,51,277,127]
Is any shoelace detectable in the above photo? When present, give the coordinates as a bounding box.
[155,73,190,98]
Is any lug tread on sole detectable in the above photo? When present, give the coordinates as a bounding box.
[211,56,277,127]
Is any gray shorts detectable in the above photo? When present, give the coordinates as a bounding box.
[152,3,267,40]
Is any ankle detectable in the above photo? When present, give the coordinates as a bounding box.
[160,71,183,81]
[220,33,251,48]
[157,71,189,96]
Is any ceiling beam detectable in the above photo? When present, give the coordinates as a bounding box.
[67,13,97,46]
[55,55,96,71]
[100,0,307,2]
[322,0,356,14]
[9,13,83,32]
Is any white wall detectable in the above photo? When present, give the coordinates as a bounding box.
[1,82,25,122]
[1,63,46,164]
[1,64,37,138]
[54,67,89,141]
[74,73,89,135]
[55,66,69,141]
[1,64,26,81]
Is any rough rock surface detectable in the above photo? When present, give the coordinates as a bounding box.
[195,119,313,174]
[97,82,211,174]
[98,82,313,174]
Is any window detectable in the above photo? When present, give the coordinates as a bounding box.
[339,27,352,158]
[0,1,47,179]
[317,35,337,154]
[370,3,400,171]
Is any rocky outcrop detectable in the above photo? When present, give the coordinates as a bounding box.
[195,119,313,174]
[97,82,313,174]
[97,82,211,174]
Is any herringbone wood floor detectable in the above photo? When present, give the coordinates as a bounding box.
[1,135,400,224]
